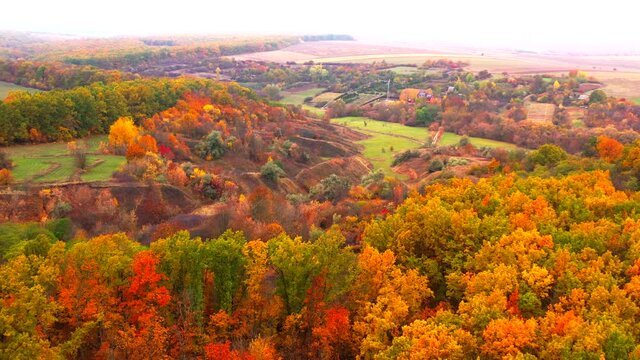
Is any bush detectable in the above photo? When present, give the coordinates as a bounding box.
[528,144,568,167]
[361,169,385,186]
[52,201,72,218]
[310,174,350,203]
[458,136,470,147]
[167,163,188,187]
[197,130,227,160]
[392,150,420,167]
[46,218,73,240]
[0,168,13,185]
[262,84,282,101]
[415,104,442,125]
[428,159,445,172]
[286,193,310,205]
[447,157,468,167]
[260,161,286,183]
[589,90,607,104]
[0,151,12,169]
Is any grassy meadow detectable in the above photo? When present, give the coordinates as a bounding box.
[0,81,42,100]
[331,116,516,175]
[3,136,125,183]
[280,87,327,116]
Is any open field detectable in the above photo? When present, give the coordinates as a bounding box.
[331,116,515,175]
[3,136,125,183]
[281,87,326,104]
[280,87,326,116]
[311,92,343,104]
[387,66,418,74]
[533,70,640,100]
[525,102,556,123]
[235,41,640,98]
[0,81,41,100]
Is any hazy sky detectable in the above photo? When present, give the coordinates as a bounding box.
[2,0,638,53]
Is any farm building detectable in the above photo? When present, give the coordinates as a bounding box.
[399,88,435,103]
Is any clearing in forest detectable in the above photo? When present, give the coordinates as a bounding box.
[0,81,42,100]
[331,116,515,175]
[3,136,125,183]
[280,87,326,116]
[525,102,556,123]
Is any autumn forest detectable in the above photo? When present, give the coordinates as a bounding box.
[1,23,640,360]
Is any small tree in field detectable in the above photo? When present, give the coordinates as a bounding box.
[67,141,88,170]
[262,84,282,101]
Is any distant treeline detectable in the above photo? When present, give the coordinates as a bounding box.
[302,34,355,41]
[0,78,232,144]
[62,37,302,69]
[0,59,137,90]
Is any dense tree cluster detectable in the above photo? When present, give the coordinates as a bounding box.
[0,78,226,144]
[4,170,640,358]
[0,59,136,90]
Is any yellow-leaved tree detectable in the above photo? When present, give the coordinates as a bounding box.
[109,117,139,154]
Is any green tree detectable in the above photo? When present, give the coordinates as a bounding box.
[202,230,246,313]
[528,144,568,167]
[589,89,607,104]
[197,130,226,160]
[415,104,442,126]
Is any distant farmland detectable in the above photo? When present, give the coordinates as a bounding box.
[234,41,640,99]
[525,102,556,123]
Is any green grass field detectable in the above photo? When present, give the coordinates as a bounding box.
[281,87,326,105]
[3,136,125,183]
[280,87,327,116]
[387,66,418,75]
[331,116,516,175]
[634,98,640,105]
[0,81,41,100]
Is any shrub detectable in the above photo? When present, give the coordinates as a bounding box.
[197,130,227,160]
[428,159,445,172]
[392,150,420,167]
[415,104,442,125]
[286,193,310,205]
[528,144,568,167]
[46,218,73,240]
[0,168,13,185]
[126,143,145,160]
[167,163,188,187]
[0,151,12,169]
[310,174,350,203]
[52,201,72,218]
[260,161,286,183]
[447,157,469,167]
[589,89,607,104]
[361,169,385,186]
[262,84,282,101]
